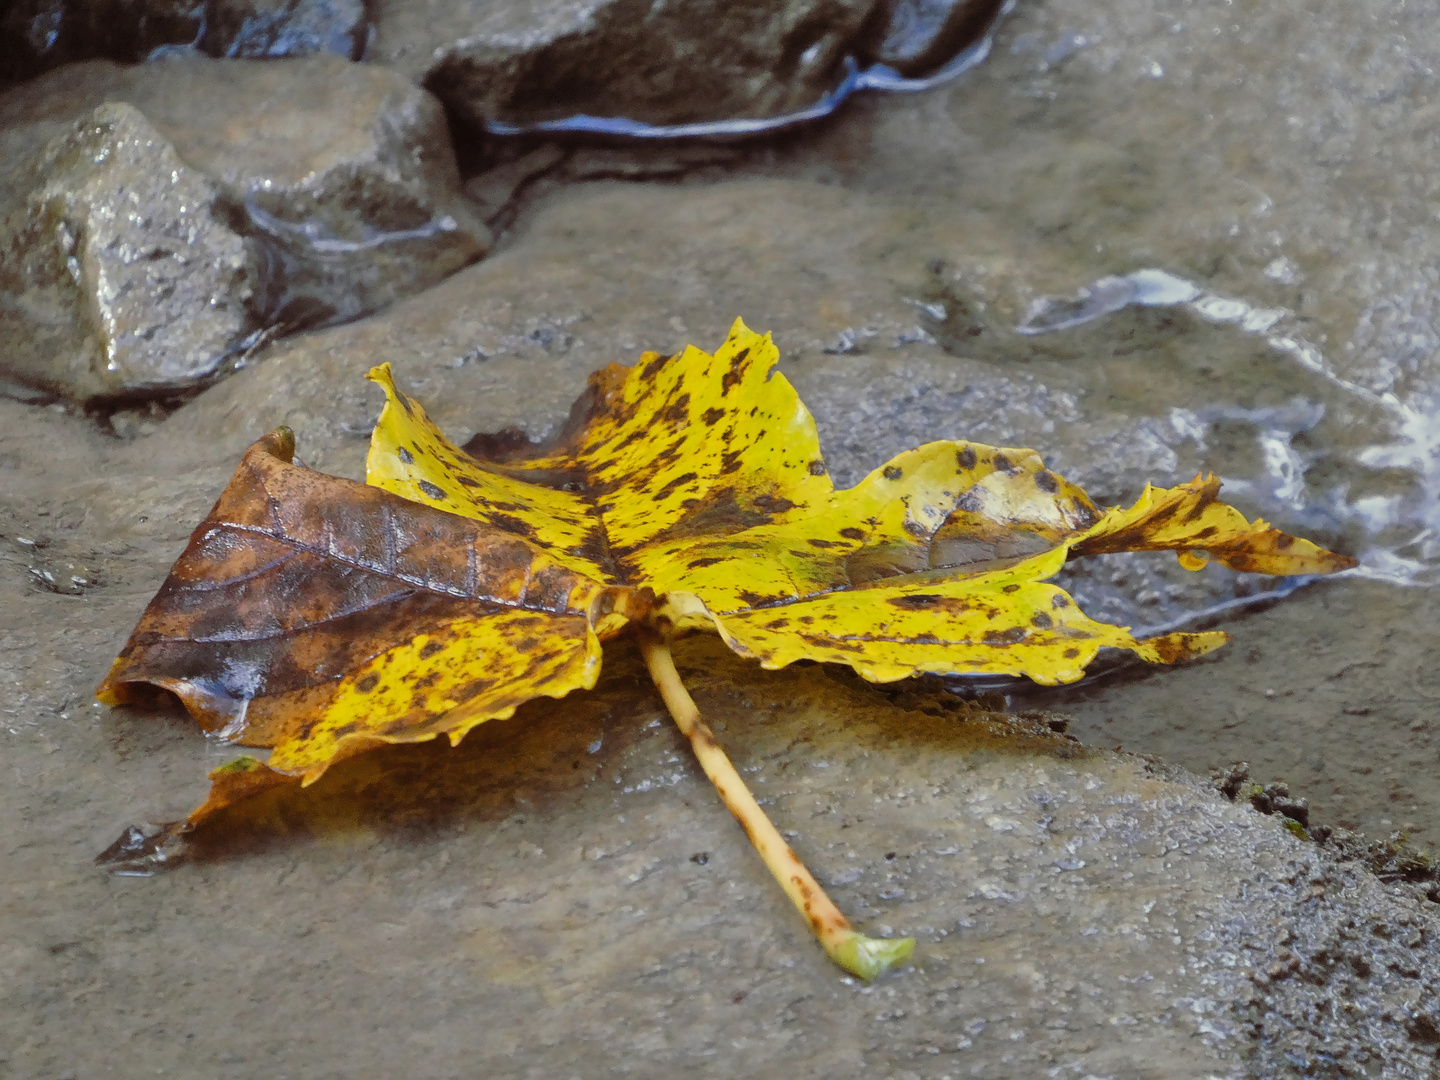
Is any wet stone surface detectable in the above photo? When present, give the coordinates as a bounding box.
[0,100,255,403]
[0,54,488,402]
[372,0,882,128]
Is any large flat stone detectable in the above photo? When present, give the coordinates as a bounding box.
[0,466,1436,1077]
[2,175,1437,1080]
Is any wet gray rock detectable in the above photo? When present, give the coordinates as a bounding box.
[370,0,881,128]
[0,0,367,81]
[756,0,1440,610]
[0,54,489,401]
[0,102,255,403]
[196,0,369,60]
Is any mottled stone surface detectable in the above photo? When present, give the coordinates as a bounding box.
[369,0,881,128]
[0,101,255,402]
[0,0,367,81]
[0,54,488,400]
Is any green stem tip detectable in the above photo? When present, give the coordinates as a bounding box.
[827,931,916,981]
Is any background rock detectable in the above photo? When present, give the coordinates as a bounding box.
[0,101,255,402]
[861,0,1009,77]
[370,0,882,128]
[0,0,367,81]
[197,0,369,60]
[0,54,489,400]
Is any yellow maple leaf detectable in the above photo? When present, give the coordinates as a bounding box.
[97,319,1354,979]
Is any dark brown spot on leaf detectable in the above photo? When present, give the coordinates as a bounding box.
[993,453,1017,474]
[839,527,865,541]
[983,627,1027,646]
[721,349,750,395]
[653,471,699,503]
[485,513,538,542]
[419,640,445,659]
[396,446,414,465]
[701,407,726,426]
[688,556,726,570]
[1030,611,1053,629]
[751,493,797,515]
[883,466,903,481]
[1063,647,1080,658]
[808,460,827,476]
[1034,470,1058,493]
[957,447,977,470]
[417,480,446,500]
[800,633,865,653]
[1071,500,1101,529]
[356,673,380,693]
[659,393,691,424]
[1003,584,1021,594]
[807,538,842,548]
[640,353,670,381]
[888,594,943,609]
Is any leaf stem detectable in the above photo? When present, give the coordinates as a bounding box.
[638,631,914,980]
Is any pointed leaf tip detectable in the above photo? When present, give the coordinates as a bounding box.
[262,426,296,462]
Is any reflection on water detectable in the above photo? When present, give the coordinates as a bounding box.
[1018,267,1440,591]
